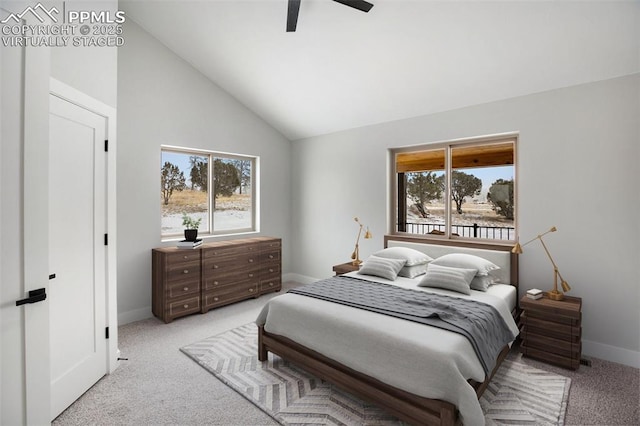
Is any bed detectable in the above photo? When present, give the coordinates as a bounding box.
[256,235,519,426]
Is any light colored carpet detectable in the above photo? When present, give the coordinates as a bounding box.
[52,281,640,425]
[181,323,571,425]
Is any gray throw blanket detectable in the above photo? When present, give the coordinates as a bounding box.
[289,276,517,375]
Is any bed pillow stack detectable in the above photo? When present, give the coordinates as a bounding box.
[372,247,433,278]
[429,253,501,291]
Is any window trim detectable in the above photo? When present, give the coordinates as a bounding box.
[389,132,518,243]
[161,145,258,240]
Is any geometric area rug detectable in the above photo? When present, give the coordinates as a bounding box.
[181,323,571,426]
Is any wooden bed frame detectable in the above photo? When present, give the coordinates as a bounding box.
[258,235,519,426]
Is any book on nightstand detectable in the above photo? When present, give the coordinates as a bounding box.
[526,288,543,300]
[177,239,203,249]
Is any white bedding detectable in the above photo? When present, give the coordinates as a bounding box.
[256,273,519,426]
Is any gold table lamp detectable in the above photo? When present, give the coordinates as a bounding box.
[351,217,372,265]
[512,226,571,300]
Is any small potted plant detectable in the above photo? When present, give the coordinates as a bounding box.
[181,213,202,241]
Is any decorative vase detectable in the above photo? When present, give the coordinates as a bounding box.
[184,229,198,242]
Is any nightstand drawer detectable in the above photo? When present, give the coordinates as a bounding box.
[520,313,581,341]
[520,343,581,370]
[521,331,582,358]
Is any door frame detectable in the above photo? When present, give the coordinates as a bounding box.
[50,78,119,377]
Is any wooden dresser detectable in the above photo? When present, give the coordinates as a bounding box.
[152,237,281,323]
[519,294,582,369]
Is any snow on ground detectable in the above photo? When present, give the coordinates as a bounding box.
[161,210,251,235]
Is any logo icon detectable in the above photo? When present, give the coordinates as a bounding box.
[1,2,59,24]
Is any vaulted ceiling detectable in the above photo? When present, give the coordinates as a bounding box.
[121,0,639,141]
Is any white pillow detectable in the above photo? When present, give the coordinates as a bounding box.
[418,263,477,295]
[373,247,433,266]
[430,253,500,276]
[358,255,406,281]
[398,263,428,278]
[470,275,499,291]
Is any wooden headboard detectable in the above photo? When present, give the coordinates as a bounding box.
[384,235,518,289]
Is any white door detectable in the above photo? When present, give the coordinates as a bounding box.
[49,94,108,420]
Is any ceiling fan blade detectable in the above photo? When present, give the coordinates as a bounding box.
[332,0,374,13]
[287,0,301,32]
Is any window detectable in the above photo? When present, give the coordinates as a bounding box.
[161,146,257,239]
[392,135,516,241]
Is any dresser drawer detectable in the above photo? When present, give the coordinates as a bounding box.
[165,262,201,282]
[203,282,259,310]
[261,250,280,263]
[203,272,259,291]
[202,254,261,277]
[260,240,281,251]
[166,251,201,265]
[168,295,200,317]
[167,279,201,299]
[203,242,260,259]
[262,263,281,278]
[260,277,281,293]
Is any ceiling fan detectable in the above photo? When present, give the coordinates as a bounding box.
[287,0,374,32]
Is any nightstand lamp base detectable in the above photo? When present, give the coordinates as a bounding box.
[547,289,564,300]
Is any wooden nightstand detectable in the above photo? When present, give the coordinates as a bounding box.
[519,294,582,370]
[332,262,360,276]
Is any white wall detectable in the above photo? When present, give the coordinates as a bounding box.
[49,1,118,108]
[291,74,640,367]
[116,19,292,323]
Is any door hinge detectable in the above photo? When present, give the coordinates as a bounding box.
[104,139,108,152]
[104,234,108,245]
[105,327,110,339]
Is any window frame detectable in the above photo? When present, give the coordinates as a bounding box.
[389,133,518,243]
[161,145,258,240]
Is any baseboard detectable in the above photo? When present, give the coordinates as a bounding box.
[583,339,639,368]
[118,306,153,325]
[283,273,319,285]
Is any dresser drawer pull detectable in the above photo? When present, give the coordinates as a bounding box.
[213,265,219,269]
[214,297,219,302]
[268,282,274,287]
[214,281,219,285]
[183,255,188,259]
[248,258,254,263]
[183,269,189,274]
[269,254,274,259]
[269,268,274,273]
[248,273,254,278]
[183,287,189,291]
[248,288,254,293]
[183,304,189,309]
